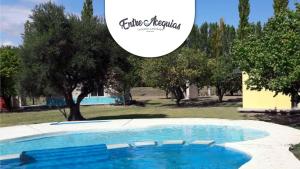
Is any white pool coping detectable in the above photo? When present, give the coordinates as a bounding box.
[0,118,299,169]
[106,143,130,149]
[133,141,157,147]
[162,140,185,145]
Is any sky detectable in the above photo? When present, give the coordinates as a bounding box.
[0,0,299,46]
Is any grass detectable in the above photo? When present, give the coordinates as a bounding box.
[291,144,300,160]
[0,96,255,127]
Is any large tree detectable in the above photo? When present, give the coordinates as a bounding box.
[0,46,20,111]
[209,19,239,102]
[104,41,132,104]
[81,0,93,20]
[208,23,218,58]
[274,0,289,15]
[232,5,300,108]
[254,22,263,37]
[19,24,51,105]
[199,23,209,55]
[238,0,250,40]
[21,2,121,120]
[185,25,201,49]
[141,48,209,106]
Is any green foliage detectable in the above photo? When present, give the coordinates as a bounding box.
[140,22,240,104]
[0,46,20,79]
[209,19,240,102]
[185,25,201,49]
[141,47,209,105]
[126,55,145,87]
[254,22,263,37]
[208,23,218,57]
[233,8,300,107]
[199,23,209,54]
[238,0,250,40]
[104,40,132,101]
[81,0,93,20]
[273,0,289,15]
[20,20,52,97]
[18,58,48,98]
[0,46,20,110]
[21,2,130,120]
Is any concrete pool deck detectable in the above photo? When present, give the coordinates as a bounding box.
[0,118,299,169]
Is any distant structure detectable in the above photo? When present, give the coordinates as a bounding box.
[185,84,199,100]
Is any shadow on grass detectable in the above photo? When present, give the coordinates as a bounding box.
[159,98,242,108]
[130,100,162,107]
[254,114,300,129]
[88,114,167,120]
[6,105,67,113]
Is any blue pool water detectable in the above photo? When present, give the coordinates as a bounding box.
[0,125,268,155]
[1,144,251,169]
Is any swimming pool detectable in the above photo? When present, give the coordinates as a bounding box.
[0,124,268,155]
[1,118,299,169]
[1,144,251,169]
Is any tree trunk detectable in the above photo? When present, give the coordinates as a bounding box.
[64,92,85,121]
[218,94,224,103]
[165,90,169,99]
[68,103,85,121]
[171,86,184,106]
[291,93,299,108]
[176,98,181,106]
[3,96,12,112]
[216,86,224,102]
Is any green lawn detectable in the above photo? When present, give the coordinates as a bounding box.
[0,96,254,127]
[291,144,300,160]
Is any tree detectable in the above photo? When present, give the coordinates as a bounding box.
[18,58,48,105]
[21,2,116,120]
[141,48,209,106]
[141,56,172,100]
[209,19,239,102]
[238,0,250,40]
[199,23,209,54]
[0,46,20,111]
[185,25,200,49]
[208,23,218,58]
[104,41,132,104]
[126,55,145,87]
[232,6,300,108]
[254,22,263,37]
[19,21,51,104]
[274,0,289,15]
[82,0,93,20]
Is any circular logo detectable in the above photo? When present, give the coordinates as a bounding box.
[105,0,195,57]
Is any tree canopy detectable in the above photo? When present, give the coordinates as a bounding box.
[274,0,289,15]
[82,0,93,20]
[21,1,130,120]
[233,5,300,108]
[0,46,20,111]
[209,19,239,102]
[238,0,250,40]
[141,47,209,105]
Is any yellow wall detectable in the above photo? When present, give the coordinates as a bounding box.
[242,73,291,109]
